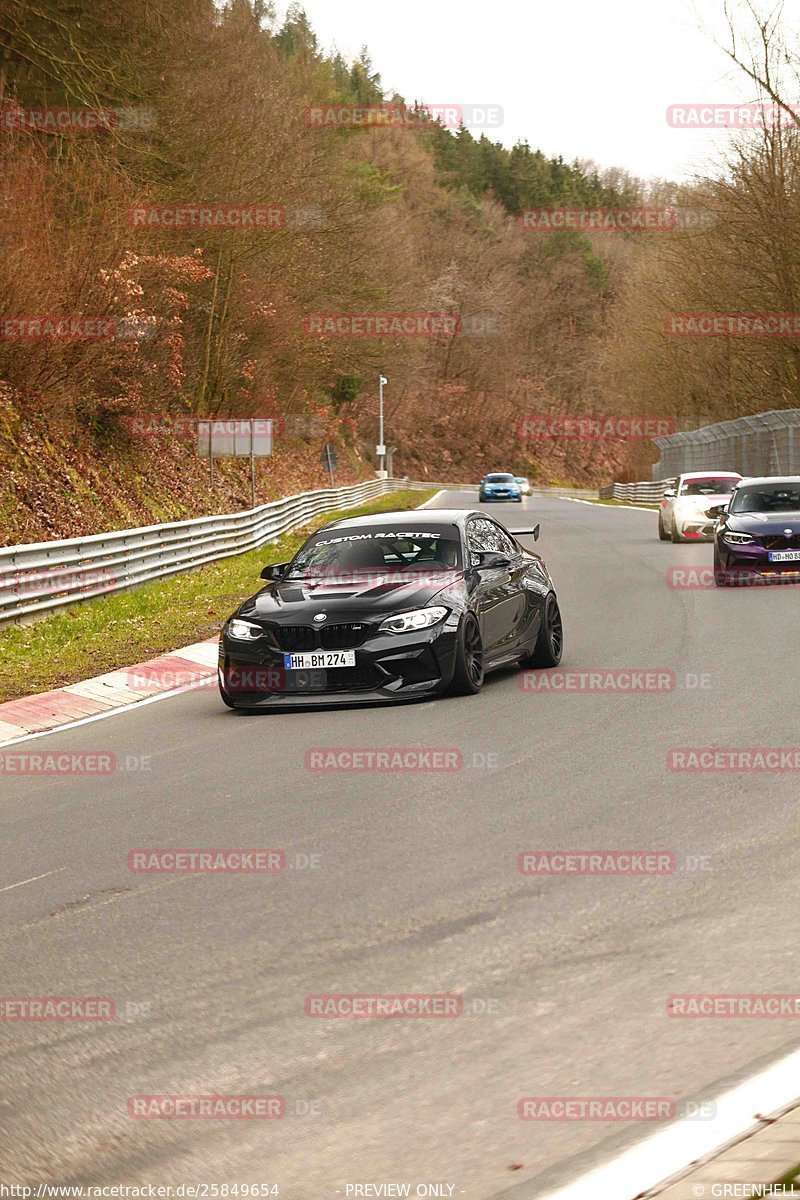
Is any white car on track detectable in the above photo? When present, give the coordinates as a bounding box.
[658,471,742,543]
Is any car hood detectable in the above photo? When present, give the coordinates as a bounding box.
[239,571,465,621]
[725,512,800,535]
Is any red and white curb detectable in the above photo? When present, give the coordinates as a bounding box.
[0,638,218,747]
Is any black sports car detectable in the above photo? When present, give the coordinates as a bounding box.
[709,476,800,586]
[218,508,563,708]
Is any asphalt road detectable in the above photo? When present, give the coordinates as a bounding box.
[3,489,800,1198]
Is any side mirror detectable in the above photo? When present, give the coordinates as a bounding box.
[705,504,727,520]
[260,562,288,581]
[475,550,512,571]
[663,488,677,498]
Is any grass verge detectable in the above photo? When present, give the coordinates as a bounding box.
[0,489,435,702]
[772,1161,800,1186]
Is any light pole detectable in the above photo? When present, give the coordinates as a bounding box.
[377,374,388,477]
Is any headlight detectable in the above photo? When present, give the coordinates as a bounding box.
[228,618,264,640]
[723,531,755,545]
[378,606,448,634]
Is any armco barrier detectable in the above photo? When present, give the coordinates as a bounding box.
[599,480,675,503]
[0,479,425,627]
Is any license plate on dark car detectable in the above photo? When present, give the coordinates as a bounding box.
[283,650,356,669]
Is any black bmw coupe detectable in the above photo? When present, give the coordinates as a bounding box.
[218,508,563,708]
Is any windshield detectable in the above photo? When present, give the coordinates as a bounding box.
[679,477,738,496]
[285,526,462,578]
[730,484,800,514]
[485,474,515,483]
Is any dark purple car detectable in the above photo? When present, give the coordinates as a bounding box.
[710,477,800,586]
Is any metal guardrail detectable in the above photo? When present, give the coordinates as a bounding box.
[653,409,800,478]
[599,480,675,503]
[530,486,597,498]
[0,478,424,627]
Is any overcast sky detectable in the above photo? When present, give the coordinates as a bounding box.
[283,0,800,183]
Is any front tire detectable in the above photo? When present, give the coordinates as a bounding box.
[671,522,683,544]
[449,613,484,695]
[519,592,563,669]
[658,516,670,541]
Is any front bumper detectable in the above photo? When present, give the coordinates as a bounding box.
[674,512,716,540]
[219,621,460,708]
[717,542,800,583]
[480,491,521,502]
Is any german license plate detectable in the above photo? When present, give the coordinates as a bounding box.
[768,550,800,562]
[283,650,356,669]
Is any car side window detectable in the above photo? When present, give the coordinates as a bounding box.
[467,518,505,563]
[490,523,518,557]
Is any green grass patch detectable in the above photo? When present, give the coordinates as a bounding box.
[772,1162,800,1186]
[0,489,435,702]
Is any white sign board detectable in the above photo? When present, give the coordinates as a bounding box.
[197,419,273,459]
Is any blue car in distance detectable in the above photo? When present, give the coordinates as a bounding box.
[479,472,522,503]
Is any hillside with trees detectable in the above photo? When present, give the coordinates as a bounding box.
[2,0,799,540]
